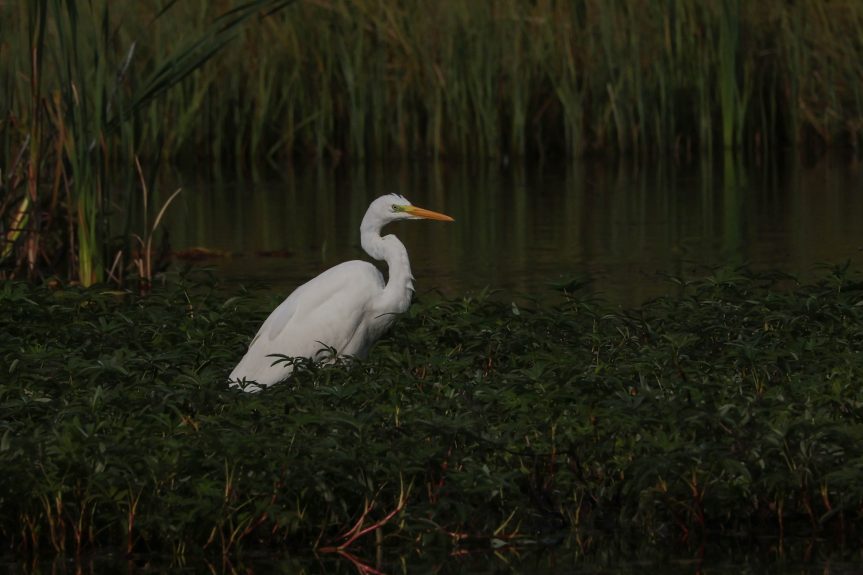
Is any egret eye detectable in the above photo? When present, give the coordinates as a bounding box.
[391,204,400,212]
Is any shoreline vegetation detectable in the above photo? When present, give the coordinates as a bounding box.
[4,1,863,163]
[2,1,863,565]
[1,268,862,557]
[0,0,863,291]
[1,1,862,285]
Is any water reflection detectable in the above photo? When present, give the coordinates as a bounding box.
[6,536,863,574]
[157,155,862,306]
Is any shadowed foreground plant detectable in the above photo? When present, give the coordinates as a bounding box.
[0,267,862,557]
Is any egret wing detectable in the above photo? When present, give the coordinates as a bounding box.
[229,261,384,388]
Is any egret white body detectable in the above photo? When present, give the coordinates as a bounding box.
[229,194,453,392]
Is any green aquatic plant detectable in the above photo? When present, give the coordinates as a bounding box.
[4,0,863,286]
[3,0,863,166]
[1,267,862,558]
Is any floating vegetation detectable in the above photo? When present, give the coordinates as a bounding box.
[1,267,862,558]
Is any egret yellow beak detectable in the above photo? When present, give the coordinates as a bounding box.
[404,205,454,222]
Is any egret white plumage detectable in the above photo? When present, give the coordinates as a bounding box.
[229,194,454,392]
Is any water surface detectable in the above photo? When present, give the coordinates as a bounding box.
[160,154,862,306]
[5,537,862,574]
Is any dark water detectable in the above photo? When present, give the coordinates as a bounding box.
[5,537,863,574]
[159,154,862,306]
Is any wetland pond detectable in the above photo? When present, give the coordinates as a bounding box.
[160,154,863,305]
[23,154,857,575]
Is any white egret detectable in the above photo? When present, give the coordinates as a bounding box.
[229,194,454,391]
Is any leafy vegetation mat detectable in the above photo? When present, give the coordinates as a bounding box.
[2,269,862,557]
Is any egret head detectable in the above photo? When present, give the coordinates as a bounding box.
[366,194,454,226]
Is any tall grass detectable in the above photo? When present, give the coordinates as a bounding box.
[0,0,295,285]
[1,0,862,284]
[5,0,861,165]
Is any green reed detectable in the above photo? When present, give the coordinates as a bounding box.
[2,0,861,163]
[0,1,295,285]
[2,0,863,285]
[1,267,862,556]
